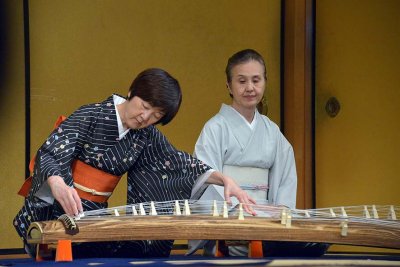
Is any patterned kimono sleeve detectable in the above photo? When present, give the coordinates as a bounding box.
[127,126,211,204]
[33,105,94,188]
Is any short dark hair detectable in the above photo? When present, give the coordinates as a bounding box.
[128,68,182,125]
[225,49,267,84]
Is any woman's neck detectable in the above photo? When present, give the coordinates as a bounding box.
[231,103,255,123]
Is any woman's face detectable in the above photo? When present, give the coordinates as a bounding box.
[228,60,266,111]
[120,96,165,129]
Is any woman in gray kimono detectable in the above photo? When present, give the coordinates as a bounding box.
[191,49,329,257]
[14,68,254,258]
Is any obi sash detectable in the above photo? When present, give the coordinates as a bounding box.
[71,160,121,203]
[17,115,122,203]
[18,159,121,203]
[222,165,269,201]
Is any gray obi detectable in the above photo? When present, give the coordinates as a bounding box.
[197,165,269,207]
[222,165,269,201]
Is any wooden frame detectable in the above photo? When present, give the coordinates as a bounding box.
[282,0,314,209]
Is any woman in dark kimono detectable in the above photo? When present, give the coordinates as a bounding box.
[14,68,255,258]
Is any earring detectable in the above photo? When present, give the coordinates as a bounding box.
[257,96,268,115]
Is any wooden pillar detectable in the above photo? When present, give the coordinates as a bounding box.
[282,0,314,209]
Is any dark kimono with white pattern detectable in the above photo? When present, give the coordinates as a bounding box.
[13,95,210,258]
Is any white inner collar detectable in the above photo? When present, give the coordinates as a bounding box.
[113,94,130,139]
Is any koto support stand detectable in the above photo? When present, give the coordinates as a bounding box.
[249,240,263,258]
[216,240,263,258]
[55,240,73,262]
[35,240,72,262]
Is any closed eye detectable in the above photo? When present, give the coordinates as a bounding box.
[142,102,150,110]
[252,75,262,83]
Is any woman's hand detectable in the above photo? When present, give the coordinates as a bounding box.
[207,171,257,215]
[47,175,83,216]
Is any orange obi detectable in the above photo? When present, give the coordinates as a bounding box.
[71,159,121,203]
[17,115,122,203]
[18,160,121,203]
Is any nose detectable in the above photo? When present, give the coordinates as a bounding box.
[141,110,151,122]
[245,81,255,91]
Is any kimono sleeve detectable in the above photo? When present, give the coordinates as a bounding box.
[33,105,94,188]
[127,126,211,204]
[268,132,298,209]
[193,118,225,172]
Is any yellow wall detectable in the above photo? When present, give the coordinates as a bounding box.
[316,0,400,207]
[0,1,26,250]
[2,0,281,249]
[315,0,400,253]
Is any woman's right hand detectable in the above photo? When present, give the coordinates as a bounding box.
[47,175,83,216]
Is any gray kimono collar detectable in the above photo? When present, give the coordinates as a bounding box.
[219,104,260,149]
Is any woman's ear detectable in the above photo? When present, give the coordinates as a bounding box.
[226,83,232,94]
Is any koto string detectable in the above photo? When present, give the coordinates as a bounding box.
[75,201,399,228]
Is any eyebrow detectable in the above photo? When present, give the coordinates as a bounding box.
[236,74,262,78]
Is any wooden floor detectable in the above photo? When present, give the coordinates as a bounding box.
[0,254,29,260]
